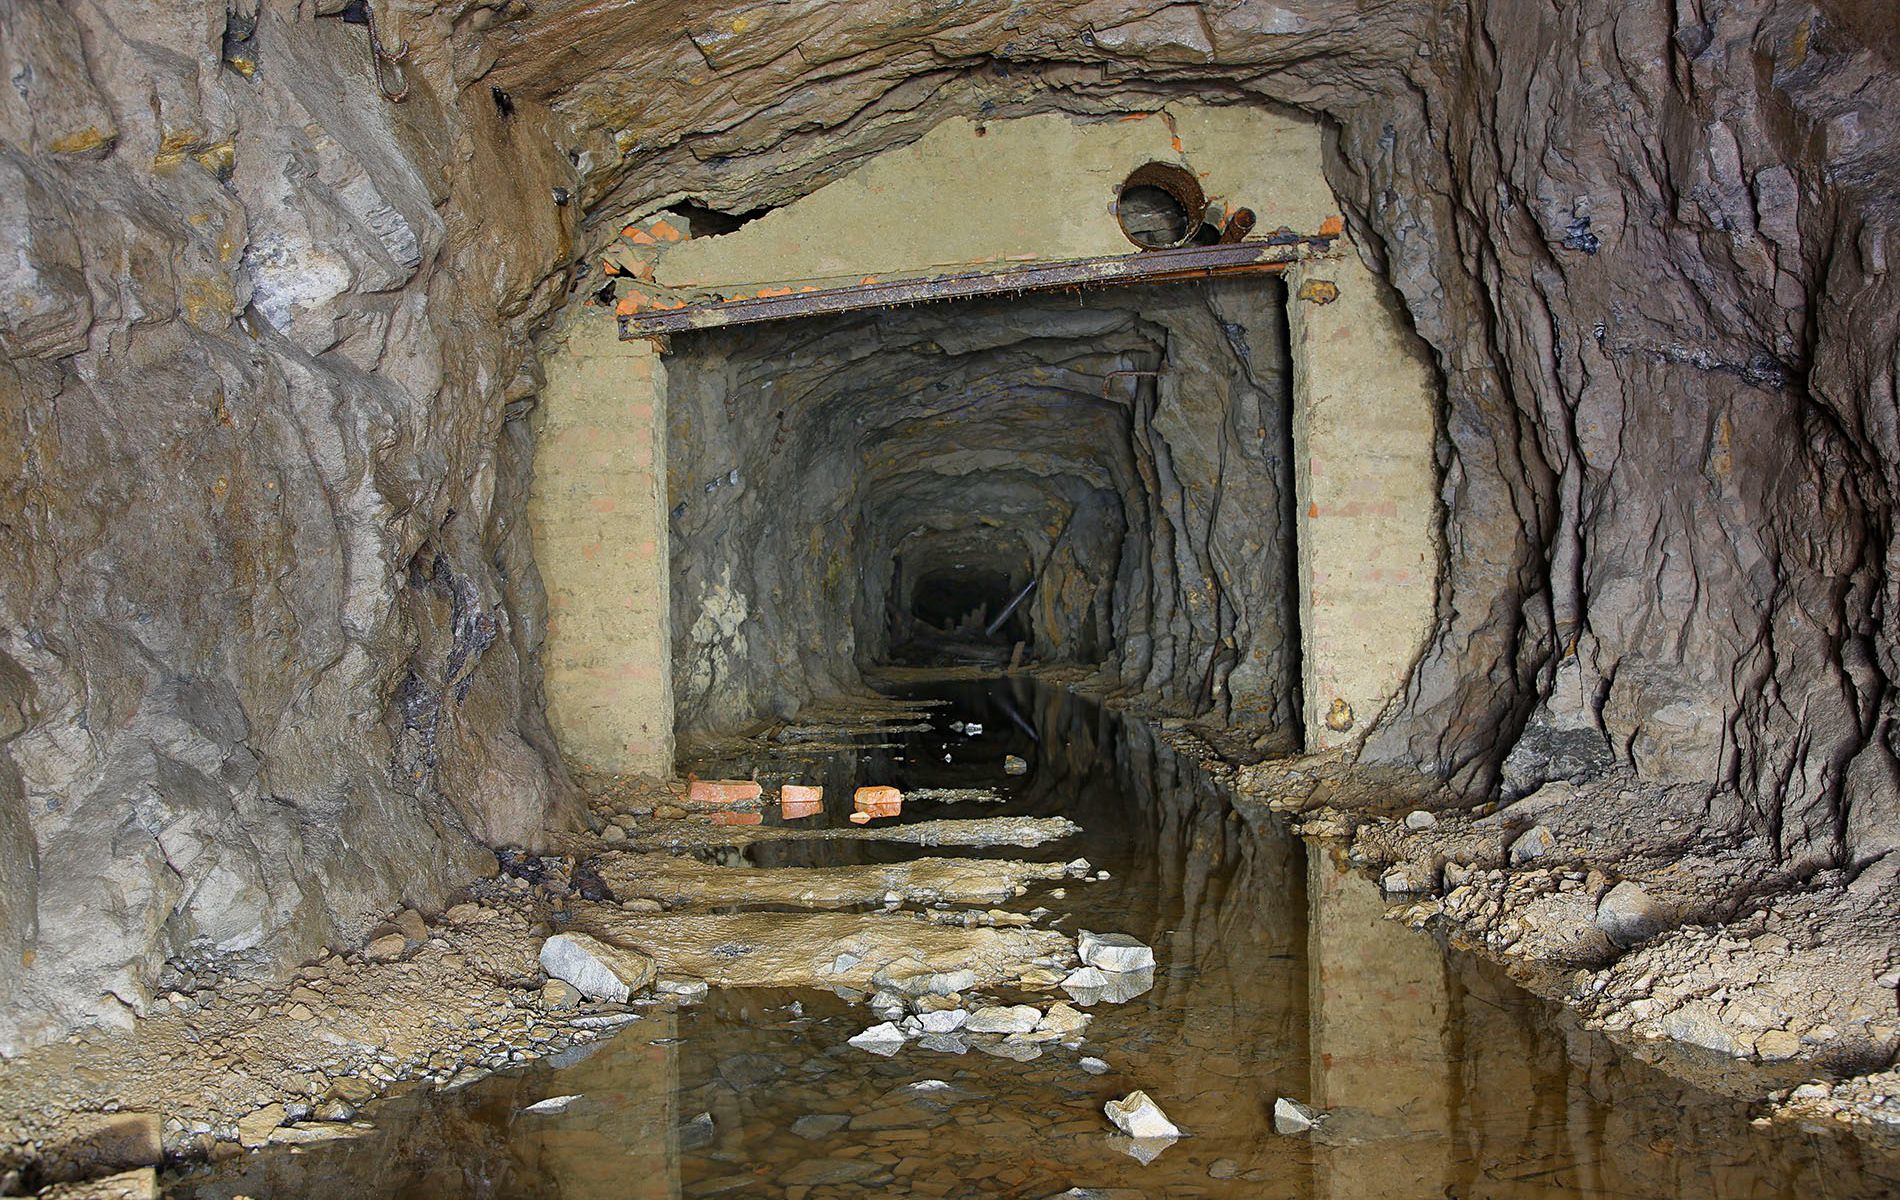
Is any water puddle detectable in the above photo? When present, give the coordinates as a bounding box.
[169,679,1900,1198]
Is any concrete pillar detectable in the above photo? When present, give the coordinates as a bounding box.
[528,317,674,775]
[1286,243,1440,751]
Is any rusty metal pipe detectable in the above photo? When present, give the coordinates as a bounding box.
[1102,369,1162,398]
[985,579,1037,637]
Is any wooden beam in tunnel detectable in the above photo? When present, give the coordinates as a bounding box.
[616,232,1341,338]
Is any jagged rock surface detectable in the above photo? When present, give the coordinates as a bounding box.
[0,2,587,1051]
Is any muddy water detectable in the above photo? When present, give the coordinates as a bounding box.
[172,680,1899,1199]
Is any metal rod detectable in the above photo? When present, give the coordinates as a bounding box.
[619,235,1335,338]
[1102,369,1162,397]
[985,579,1037,637]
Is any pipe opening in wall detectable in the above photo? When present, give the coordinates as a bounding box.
[1115,162,1206,249]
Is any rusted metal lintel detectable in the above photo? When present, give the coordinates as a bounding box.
[617,236,1332,339]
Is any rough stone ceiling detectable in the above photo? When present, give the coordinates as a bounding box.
[482,0,1421,222]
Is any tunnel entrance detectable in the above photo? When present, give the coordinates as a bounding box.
[661,276,1301,744]
[533,106,1442,776]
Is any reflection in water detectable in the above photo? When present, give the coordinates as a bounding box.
[171,681,1899,1199]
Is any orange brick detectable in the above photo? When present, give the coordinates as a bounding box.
[780,784,824,820]
[853,785,903,820]
[688,778,763,807]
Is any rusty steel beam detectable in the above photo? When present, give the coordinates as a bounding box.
[617,235,1334,338]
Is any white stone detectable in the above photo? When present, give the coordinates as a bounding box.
[1405,809,1438,830]
[1078,930,1156,971]
[1061,965,1112,1004]
[1061,964,1155,1006]
[848,1022,908,1055]
[1595,880,1673,947]
[1273,1096,1323,1135]
[902,1009,968,1034]
[1079,1056,1111,1075]
[539,933,655,1003]
[522,1095,582,1114]
[1104,1090,1181,1139]
[965,1004,1042,1034]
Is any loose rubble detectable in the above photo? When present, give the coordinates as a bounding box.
[1105,1090,1182,1139]
[538,933,657,1003]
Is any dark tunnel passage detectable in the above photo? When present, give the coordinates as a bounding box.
[663,277,1300,746]
[891,558,1034,657]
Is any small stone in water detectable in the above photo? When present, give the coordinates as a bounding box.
[1105,1090,1181,1139]
[848,1022,908,1055]
[1078,930,1156,972]
[1036,1002,1092,1036]
[790,1113,850,1140]
[1273,1096,1324,1135]
[965,1004,1041,1034]
[1080,1056,1111,1075]
[917,1031,970,1054]
[655,978,708,1002]
[1004,754,1028,775]
[902,1009,968,1035]
[680,1111,715,1148]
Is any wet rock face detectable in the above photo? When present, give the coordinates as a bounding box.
[663,281,1297,736]
[0,4,586,1049]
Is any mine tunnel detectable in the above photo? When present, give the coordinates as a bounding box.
[659,277,1303,739]
[5,2,1900,1196]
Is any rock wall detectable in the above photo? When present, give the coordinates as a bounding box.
[662,281,1298,739]
[0,2,585,1052]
